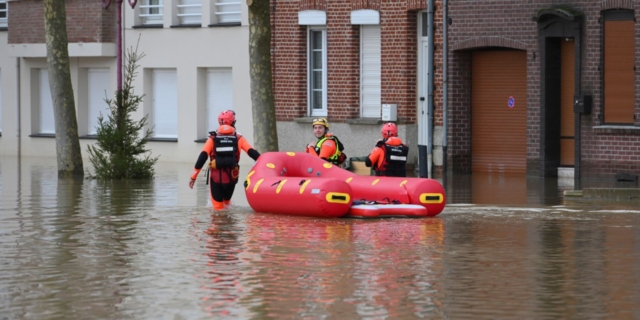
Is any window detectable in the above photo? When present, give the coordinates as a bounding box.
[603,10,635,124]
[308,28,327,116]
[140,0,163,25]
[360,25,381,118]
[151,69,177,138]
[177,0,201,25]
[214,0,240,24]
[0,0,7,28]
[39,69,55,134]
[206,68,233,132]
[87,69,111,135]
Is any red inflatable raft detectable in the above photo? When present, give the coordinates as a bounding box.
[243,152,446,218]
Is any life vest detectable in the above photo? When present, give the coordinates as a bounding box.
[314,134,346,165]
[209,130,241,184]
[374,138,409,177]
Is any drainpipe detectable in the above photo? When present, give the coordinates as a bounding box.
[419,0,435,178]
[15,57,21,159]
[442,0,448,176]
[427,0,434,179]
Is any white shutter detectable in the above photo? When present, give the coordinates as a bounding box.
[152,69,178,138]
[206,68,233,131]
[215,0,240,23]
[88,69,111,135]
[39,69,55,134]
[361,25,381,118]
[177,0,201,25]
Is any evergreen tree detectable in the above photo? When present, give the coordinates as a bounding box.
[87,46,159,179]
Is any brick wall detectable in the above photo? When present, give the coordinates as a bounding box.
[8,0,116,44]
[272,0,445,126]
[447,0,640,179]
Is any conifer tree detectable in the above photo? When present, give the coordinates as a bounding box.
[87,46,159,179]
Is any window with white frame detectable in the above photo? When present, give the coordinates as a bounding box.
[39,69,55,134]
[151,69,178,138]
[206,68,233,131]
[177,0,201,25]
[140,0,163,25]
[0,0,7,28]
[308,28,327,116]
[214,0,241,24]
[360,25,381,118]
[87,69,111,135]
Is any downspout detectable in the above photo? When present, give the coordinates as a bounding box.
[15,57,21,159]
[442,0,448,176]
[427,0,434,178]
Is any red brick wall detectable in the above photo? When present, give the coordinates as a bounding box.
[272,0,445,125]
[8,0,116,44]
[447,0,640,179]
[272,0,308,120]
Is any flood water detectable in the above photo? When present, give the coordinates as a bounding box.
[1,156,640,319]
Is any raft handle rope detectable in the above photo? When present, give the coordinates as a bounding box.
[270,180,282,187]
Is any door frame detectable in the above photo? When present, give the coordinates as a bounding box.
[537,11,583,178]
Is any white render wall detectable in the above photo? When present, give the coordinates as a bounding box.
[0,3,254,166]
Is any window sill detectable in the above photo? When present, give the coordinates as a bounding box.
[170,24,202,28]
[593,125,640,134]
[132,24,163,29]
[294,117,318,124]
[194,138,208,143]
[147,137,178,142]
[346,118,384,125]
[0,27,7,32]
[29,133,56,138]
[208,22,241,28]
[79,135,98,140]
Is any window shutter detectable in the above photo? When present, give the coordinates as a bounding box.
[604,19,635,124]
[361,25,381,118]
[88,69,110,135]
[178,0,201,25]
[39,69,55,134]
[206,68,233,132]
[215,0,240,24]
[152,70,178,138]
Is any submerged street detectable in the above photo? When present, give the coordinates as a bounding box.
[1,156,639,319]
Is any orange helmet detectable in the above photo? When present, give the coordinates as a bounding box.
[381,122,398,139]
[218,110,236,126]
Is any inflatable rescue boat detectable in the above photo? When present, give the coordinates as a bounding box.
[243,152,446,218]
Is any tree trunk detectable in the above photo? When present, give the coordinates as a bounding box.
[247,0,279,152]
[44,0,84,177]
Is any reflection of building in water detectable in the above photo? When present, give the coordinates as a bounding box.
[445,173,563,206]
[240,214,358,318]
[238,214,446,318]
[351,219,445,318]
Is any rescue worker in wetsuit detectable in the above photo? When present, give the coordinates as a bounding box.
[365,122,409,177]
[305,117,346,166]
[189,110,260,210]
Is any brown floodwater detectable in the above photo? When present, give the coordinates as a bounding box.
[1,156,639,319]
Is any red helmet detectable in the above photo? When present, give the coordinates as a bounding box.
[218,110,236,126]
[381,122,398,139]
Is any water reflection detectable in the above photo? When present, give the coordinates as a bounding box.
[444,173,572,205]
[1,156,640,319]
